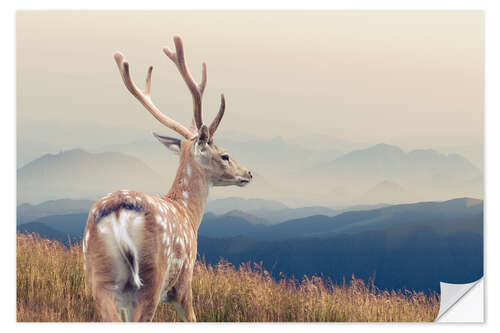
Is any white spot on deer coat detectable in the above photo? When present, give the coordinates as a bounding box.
[182,177,188,186]
[156,215,167,229]
[186,164,192,176]
[182,191,189,199]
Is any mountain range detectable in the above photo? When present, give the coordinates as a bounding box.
[308,144,483,204]
[17,141,483,206]
[17,197,483,293]
[16,196,390,227]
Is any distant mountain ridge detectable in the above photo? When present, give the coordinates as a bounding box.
[17,198,94,224]
[17,197,483,293]
[245,197,483,241]
[310,143,482,203]
[17,149,167,204]
[317,143,480,181]
[18,141,483,207]
[18,197,482,244]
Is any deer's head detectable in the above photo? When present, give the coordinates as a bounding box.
[114,36,252,187]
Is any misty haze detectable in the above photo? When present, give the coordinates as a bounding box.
[16,11,483,308]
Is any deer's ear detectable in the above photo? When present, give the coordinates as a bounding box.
[153,132,181,154]
[196,125,210,150]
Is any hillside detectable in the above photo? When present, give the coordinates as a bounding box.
[17,213,88,245]
[17,234,439,322]
[198,211,269,238]
[245,197,483,241]
[199,213,483,293]
[17,199,94,224]
[17,149,167,203]
[17,198,483,294]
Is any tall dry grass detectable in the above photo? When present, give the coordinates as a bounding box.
[17,233,439,322]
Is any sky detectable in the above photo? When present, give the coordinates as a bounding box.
[17,11,483,157]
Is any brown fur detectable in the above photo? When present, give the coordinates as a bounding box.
[88,36,251,322]
[83,139,251,322]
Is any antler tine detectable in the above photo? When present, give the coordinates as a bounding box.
[163,36,205,131]
[114,52,195,140]
[209,94,226,138]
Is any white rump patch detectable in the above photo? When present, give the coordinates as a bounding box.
[133,215,143,227]
[98,223,108,234]
[98,209,145,289]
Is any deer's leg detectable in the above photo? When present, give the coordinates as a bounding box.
[129,281,163,322]
[167,277,196,322]
[93,287,122,322]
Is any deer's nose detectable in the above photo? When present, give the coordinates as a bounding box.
[248,171,253,179]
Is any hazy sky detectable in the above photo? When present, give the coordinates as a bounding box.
[17,11,483,151]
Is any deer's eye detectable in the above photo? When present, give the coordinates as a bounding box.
[221,154,230,161]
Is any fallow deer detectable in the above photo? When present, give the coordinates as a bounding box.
[82,36,252,322]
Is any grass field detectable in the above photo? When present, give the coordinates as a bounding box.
[17,233,440,322]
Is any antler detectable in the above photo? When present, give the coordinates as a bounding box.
[163,36,206,131]
[163,36,226,137]
[209,94,225,137]
[114,52,195,140]
[114,36,227,141]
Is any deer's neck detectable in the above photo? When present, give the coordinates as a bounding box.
[165,153,209,231]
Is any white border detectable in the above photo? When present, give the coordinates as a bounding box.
[4,1,498,332]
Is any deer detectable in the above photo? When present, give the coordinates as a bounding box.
[82,36,252,322]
